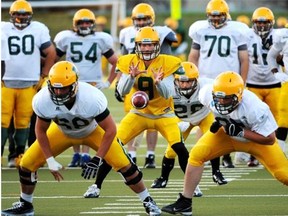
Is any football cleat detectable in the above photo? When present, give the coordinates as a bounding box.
[83,184,100,198]
[1,198,34,216]
[193,185,203,197]
[143,196,161,216]
[68,153,81,167]
[247,159,259,167]
[162,193,192,216]
[8,158,16,168]
[80,154,91,167]
[222,155,235,168]
[144,154,156,168]
[212,170,228,185]
[151,177,167,188]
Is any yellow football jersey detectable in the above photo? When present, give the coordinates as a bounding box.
[117,54,182,116]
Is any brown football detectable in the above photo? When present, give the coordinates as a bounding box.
[131,91,149,109]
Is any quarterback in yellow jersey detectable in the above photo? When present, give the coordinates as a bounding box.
[91,27,191,197]
[1,61,161,216]
[117,2,178,170]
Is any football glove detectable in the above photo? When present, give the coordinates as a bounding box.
[210,120,222,133]
[46,156,63,171]
[81,156,103,179]
[114,81,124,102]
[224,119,244,137]
[96,81,110,90]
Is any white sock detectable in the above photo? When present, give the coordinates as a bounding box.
[138,188,149,202]
[128,151,136,158]
[21,192,33,203]
[146,151,154,157]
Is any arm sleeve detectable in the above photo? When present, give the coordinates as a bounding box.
[156,74,175,99]
[117,73,135,96]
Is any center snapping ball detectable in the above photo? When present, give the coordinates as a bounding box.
[131,91,149,109]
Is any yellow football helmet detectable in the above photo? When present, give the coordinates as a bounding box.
[164,17,179,31]
[135,27,160,61]
[73,9,96,35]
[236,15,250,26]
[252,7,275,39]
[48,61,79,105]
[212,71,244,115]
[95,16,107,25]
[9,0,33,28]
[118,17,133,29]
[131,3,155,29]
[174,62,199,98]
[206,0,229,29]
[276,16,287,28]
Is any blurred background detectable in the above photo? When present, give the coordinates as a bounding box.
[1,0,287,58]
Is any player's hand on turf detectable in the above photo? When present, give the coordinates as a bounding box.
[224,119,244,137]
[46,156,64,181]
[81,156,103,179]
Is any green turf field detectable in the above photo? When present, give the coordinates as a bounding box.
[1,88,288,215]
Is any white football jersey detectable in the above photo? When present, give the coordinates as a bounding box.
[268,28,288,73]
[246,29,279,85]
[1,31,10,61]
[173,78,212,125]
[2,21,51,81]
[32,82,108,138]
[54,30,114,82]
[199,84,278,142]
[188,20,249,78]
[119,25,176,54]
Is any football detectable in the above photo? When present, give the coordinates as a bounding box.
[131,91,149,109]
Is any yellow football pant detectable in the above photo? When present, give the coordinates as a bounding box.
[20,122,130,172]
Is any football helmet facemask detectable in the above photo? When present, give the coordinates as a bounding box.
[9,0,33,28]
[47,61,79,106]
[73,9,96,36]
[135,27,160,61]
[174,62,199,99]
[252,7,274,39]
[212,71,244,115]
[131,3,155,30]
[206,0,229,29]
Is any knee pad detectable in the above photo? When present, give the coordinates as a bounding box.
[119,163,143,185]
[19,168,38,185]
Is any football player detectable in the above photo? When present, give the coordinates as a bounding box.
[54,9,118,167]
[267,27,288,154]
[245,7,282,166]
[162,71,288,215]
[117,3,179,170]
[83,3,177,198]
[236,14,251,27]
[1,61,161,216]
[151,62,227,192]
[1,0,56,167]
[164,17,188,61]
[86,27,197,199]
[188,0,249,168]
